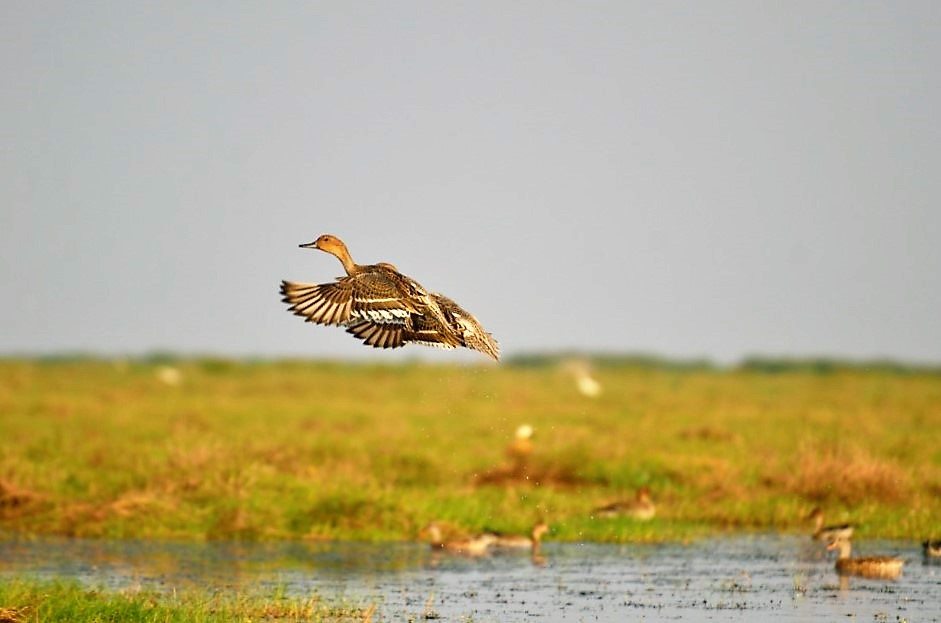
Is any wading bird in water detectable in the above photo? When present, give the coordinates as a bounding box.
[281,234,500,361]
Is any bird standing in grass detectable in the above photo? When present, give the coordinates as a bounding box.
[506,424,534,473]
[593,487,656,520]
[281,234,499,360]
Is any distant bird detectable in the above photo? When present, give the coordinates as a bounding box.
[923,539,941,559]
[423,522,496,556]
[575,373,602,398]
[488,521,550,551]
[827,536,904,579]
[807,507,854,542]
[281,234,499,360]
[561,359,602,397]
[507,424,534,464]
[155,365,182,387]
[593,487,656,520]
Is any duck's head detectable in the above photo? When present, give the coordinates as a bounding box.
[806,507,823,521]
[636,487,652,503]
[300,234,348,255]
[826,536,852,557]
[422,522,444,543]
[532,522,550,541]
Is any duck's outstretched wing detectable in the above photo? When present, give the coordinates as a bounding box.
[280,271,417,327]
[433,293,500,361]
[345,320,407,349]
[404,313,461,349]
[281,280,353,326]
[345,313,460,351]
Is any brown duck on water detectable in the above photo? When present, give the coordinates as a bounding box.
[487,521,550,551]
[423,522,496,556]
[826,536,904,579]
[280,234,499,360]
[924,539,941,559]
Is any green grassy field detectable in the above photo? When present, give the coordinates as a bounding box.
[0,579,371,622]
[1,359,939,543]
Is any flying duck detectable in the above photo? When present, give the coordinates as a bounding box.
[281,234,500,360]
[827,536,904,579]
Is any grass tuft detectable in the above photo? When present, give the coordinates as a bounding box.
[784,443,912,504]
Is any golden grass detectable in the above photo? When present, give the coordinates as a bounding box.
[783,442,912,504]
[0,359,939,542]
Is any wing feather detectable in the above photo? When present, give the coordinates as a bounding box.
[280,280,353,326]
[345,320,407,349]
[433,293,500,361]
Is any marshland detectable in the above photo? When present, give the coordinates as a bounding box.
[2,357,940,621]
[2,358,938,542]
[5,1,941,619]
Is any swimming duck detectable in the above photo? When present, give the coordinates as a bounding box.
[423,522,496,556]
[281,234,499,360]
[593,487,656,520]
[488,522,550,550]
[923,540,941,558]
[807,507,854,541]
[826,536,904,579]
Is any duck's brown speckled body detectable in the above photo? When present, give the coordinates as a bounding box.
[488,522,549,550]
[593,487,656,520]
[424,522,496,556]
[281,234,499,360]
[827,536,904,579]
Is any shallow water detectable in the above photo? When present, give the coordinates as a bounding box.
[1,535,939,621]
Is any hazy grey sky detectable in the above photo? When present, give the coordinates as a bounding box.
[2,2,939,363]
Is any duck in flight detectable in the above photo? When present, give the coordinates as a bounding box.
[280,234,500,361]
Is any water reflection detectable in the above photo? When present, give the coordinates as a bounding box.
[1,535,937,622]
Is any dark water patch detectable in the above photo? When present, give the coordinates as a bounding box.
[1,535,938,622]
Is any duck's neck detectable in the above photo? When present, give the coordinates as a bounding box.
[329,244,356,275]
[834,541,852,560]
[813,514,823,533]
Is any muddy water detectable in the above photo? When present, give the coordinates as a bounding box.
[1,535,939,621]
